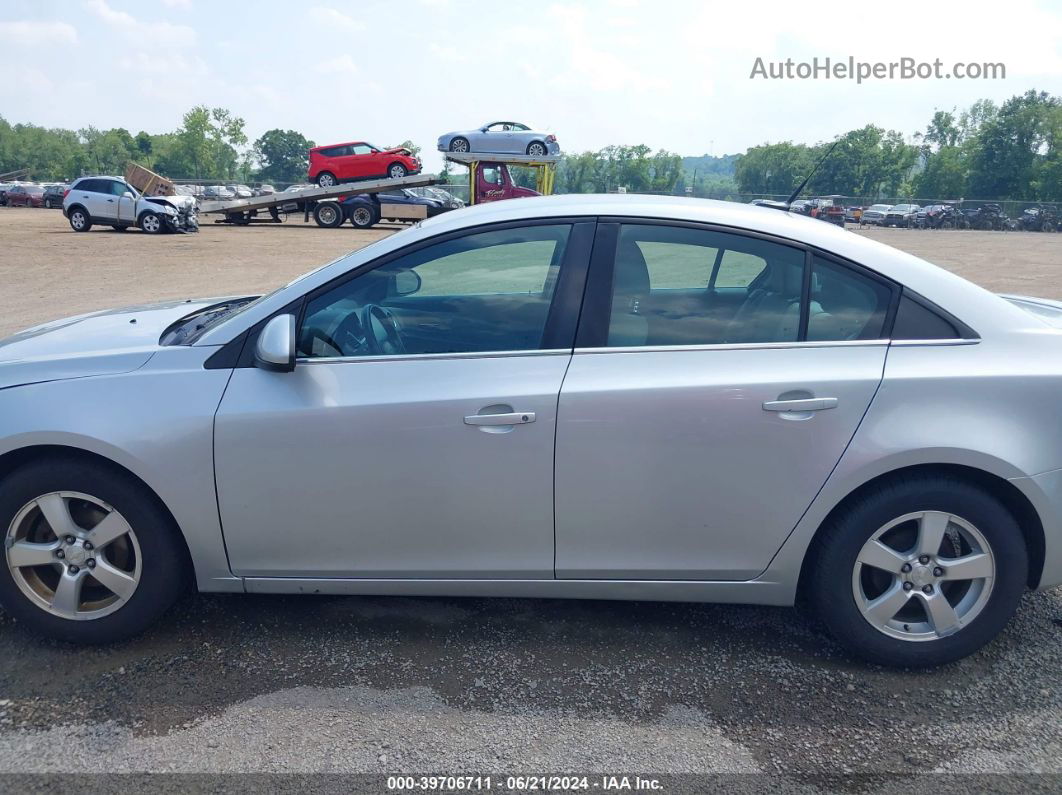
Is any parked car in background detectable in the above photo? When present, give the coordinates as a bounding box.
[884,204,921,228]
[810,196,846,226]
[63,176,198,233]
[860,204,893,226]
[42,185,68,208]
[226,185,253,199]
[283,183,312,193]
[0,182,14,205]
[308,142,422,187]
[438,122,560,157]
[845,206,863,224]
[256,184,275,196]
[203,186,235,200]
[789,199,813,216]
[408,186,465,209]
[6,184,46,208]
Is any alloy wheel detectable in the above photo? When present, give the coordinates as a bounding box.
[852,511,995,641]
[142,214,161,233]
[5,491,142,621]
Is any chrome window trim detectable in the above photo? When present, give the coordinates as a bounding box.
[889,338,981,347]
[294,348,571,365]
[573,339,891,355]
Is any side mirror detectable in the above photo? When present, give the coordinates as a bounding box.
[124,191,134,199]
[392,268,422,296]
[255,314,296,372]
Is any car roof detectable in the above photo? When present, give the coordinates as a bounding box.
[197,193,1032,345]
[311,141,364,150]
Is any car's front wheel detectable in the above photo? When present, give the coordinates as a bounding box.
[388,163,408,179]
[139,212,165,234]
[68,207,92,232]
[809,475,1027,667]
[449,137,469,153]
[0,458,189,643]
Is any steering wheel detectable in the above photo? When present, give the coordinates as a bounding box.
[361,304,406,355]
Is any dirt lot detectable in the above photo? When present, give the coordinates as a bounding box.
[1,205,1061,339]
[1,204,1062,785]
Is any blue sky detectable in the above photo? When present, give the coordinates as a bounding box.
[2,0,1061,172]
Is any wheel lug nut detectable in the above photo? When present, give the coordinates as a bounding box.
[922,584,934,594]
[918,555,930,564]
[903,582,914,591]
[901,563,912,573]
[65,536,76,545]
[933,567,944,577]
[55,549,65,559]
[86,559,96,569]
[67,565,79,575]
[83,541,93,551]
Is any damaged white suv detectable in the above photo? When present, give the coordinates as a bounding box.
[63,176,198,234]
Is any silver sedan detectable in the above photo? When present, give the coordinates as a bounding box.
[1,195,1061,667]
[437,121,560,157]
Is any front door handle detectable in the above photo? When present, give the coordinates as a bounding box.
[763,397,838,412]
[464,411,536,426]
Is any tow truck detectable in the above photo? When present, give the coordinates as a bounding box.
[196,174,439,226]
[443,151,559,204]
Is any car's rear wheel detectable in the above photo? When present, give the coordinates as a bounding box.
[449,137,469,153]
[68,207,91,232]
[388,163,408,179]
[316,172,337,188]
[349,205,377,229]
[0,458,189,643]
[809,476,1027,667]
[313,201,344,228]
[139,212,164,234]
[526,141,547,157]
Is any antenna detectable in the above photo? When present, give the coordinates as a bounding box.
[785,138,840,205]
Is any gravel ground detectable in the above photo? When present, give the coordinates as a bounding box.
[1,206,1061,786]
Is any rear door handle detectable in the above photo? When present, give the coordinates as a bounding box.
[464,412,536,426]
[763,397,838,412]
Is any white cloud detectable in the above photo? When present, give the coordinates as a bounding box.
[429,43,468,63]
[315,55,360,75]
[308,6,364,32]
[161,0,193,6]
[0,20,78,46]
[84,0,197,47]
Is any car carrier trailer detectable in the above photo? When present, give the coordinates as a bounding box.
[197,174,439,225]
[443,151,559,204]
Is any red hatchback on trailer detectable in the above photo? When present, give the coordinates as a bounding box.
[308,142,421,187]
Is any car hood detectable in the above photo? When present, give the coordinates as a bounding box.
[0,298,224,389]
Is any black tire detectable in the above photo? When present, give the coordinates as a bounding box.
[526,141,547,157]
[313,201,344,228]
[449,137,470,153]
[139,212,164,234]
[0,458,189,644]
[44,199,52,209]
[808,475,1028,667]
[68,206,92,232]
[316,172,337,188]
[348,204,378,229]
[387,162,408,179]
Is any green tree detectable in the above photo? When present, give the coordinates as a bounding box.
[253,128,315,183]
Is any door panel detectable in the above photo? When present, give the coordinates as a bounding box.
[554,345,887,580]
[215,354,571,578]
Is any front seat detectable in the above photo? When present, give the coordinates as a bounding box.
[607,239,651,347]
[724,260,804,343]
